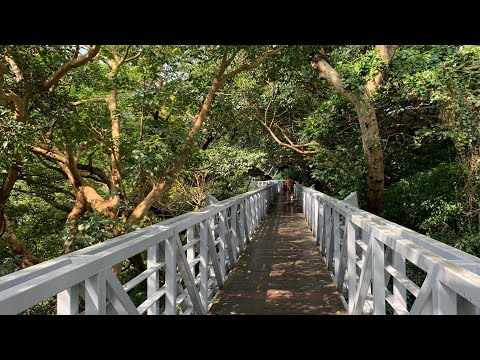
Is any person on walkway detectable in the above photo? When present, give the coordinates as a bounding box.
[286,177,295,204]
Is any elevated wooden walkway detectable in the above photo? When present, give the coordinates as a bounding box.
[208,195,347,315]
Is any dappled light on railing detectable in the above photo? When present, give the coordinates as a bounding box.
[0,184,278,315]
[296,184,480,315]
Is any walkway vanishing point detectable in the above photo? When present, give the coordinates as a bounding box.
[209,197,346,315]
[1,181,480,315]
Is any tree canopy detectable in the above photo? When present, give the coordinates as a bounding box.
[2,45,480,312]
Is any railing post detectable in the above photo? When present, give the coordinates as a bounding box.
[347,219,357,314]
[333,209,341,283]
[325,206,333,270]
[219,210,227,273]
[319,203,325,252]
[254,194,259,229]
[84,270,107,315]
[165,235,177,315]
[261,191,265,219]
[303,189,306,215]
[251,195,255,234]
[433,281,457,315]
[239,201,246,251]
[147,244,160,315]
[245,198,251,239]
[372,236,385,315]
[57,285,80,315]
[187,226,196,277]
[311,193,315,229]
[307,192,311,228]
[393,252,407,309]
[199,219,209,312]
[230,204,238,264]
[313,195,318,239]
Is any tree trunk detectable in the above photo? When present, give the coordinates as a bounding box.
[0,211,42,268]
[310,46,398,214]
[127,77,224,225]
[351,96,384,214]
[107,88,122,196]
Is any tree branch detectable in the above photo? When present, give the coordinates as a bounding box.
[221,45,287,84]
[31,143,68,164]
[257,118,322,156]
[77,163,112,189]
[41,45,101,92]
[123,50,142,64]
[0,62,24,106]
[71,97,107,106]
[4,55,23,83]
[0,154,22,203]
[310,52,353,101]
[100,54,117,70]
[366,45,399,96]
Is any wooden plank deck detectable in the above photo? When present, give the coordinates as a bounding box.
[208,193,347,315]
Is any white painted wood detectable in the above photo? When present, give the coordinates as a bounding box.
[223,210,237,271]
[385,288,409,315]
[230,204,238,262]
[343,192,359,207]
[85,270,107,315]
[245,198,252,240]
[186,226,196,278]
[105,269,139,315]
[356,239,368,253]
[372,237,386,315]
[325,207,334,271]
[457,295,480,315]
[137,287,165,315]
[199,219,209,312]
[384,265,420,297]
[164,236,177,315]
[433,281,457,315]
[0,185,278,315]
[333,210,341,283]
[239,202,246,251]
[353,236,373,315]
[252,193,257,228]
[252,195,257,233]
[392,252,407,308]
[347,219,357,314]
[410,273,435,315]
[319,204,326,255]
[175,236,206,315]
[336,228,348,292]
[123,261,166,293]
[206,216,224,287]
[57,285,80,315]
[316,201,322,247]
[147,244,160,315]
[204,192,219,206]
[218,210,227,274]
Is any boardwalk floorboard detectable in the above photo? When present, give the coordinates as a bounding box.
[208,194,347,315]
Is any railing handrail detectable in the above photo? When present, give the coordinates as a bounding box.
[297,184,480,272]
[0,184,278,315]
[295,183,480,314]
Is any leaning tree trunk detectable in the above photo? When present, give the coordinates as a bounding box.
[352,96,384,214]
[310,45,398,214]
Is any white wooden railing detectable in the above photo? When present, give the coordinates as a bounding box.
[295,184,480,315]
[0,185,278,315]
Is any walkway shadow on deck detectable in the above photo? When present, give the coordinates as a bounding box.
[209,195,346,315]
